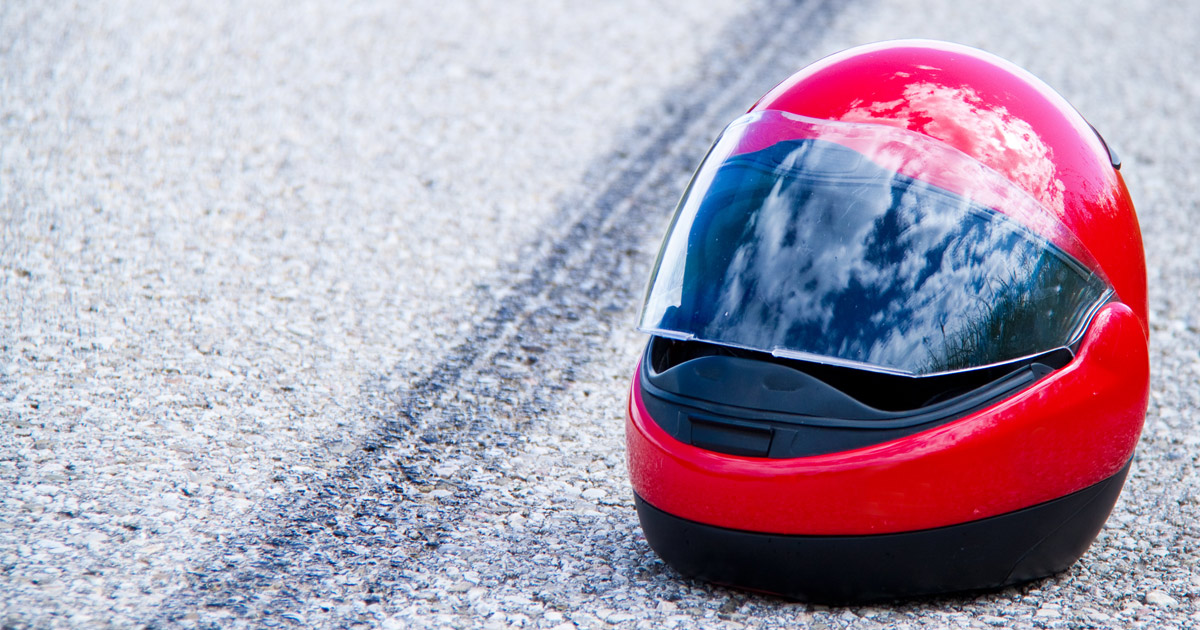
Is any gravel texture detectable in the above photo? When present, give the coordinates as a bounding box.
[2,0,1199,628]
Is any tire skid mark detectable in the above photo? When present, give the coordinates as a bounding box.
[156,0,845,624]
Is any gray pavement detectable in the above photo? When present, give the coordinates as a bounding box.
[2,0,1198,628]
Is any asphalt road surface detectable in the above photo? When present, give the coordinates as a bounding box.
[3,0,1199,628]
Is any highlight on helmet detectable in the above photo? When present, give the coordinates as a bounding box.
[625,40,1148,602]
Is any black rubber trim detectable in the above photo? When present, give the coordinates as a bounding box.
[1088,121,1121,170]
[640,341,1066,458]
[634,458,1131,603]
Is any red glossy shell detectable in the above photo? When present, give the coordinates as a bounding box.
[751,40,1147,336]
[627,302,1149,535]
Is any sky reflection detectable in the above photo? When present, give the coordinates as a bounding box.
[640,134,1109,376]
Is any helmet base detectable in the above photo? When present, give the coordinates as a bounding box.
[634,459,1130,603]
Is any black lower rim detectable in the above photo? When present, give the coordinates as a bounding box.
[635,458,1131,603]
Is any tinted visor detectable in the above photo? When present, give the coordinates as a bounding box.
[639,111,1112,376]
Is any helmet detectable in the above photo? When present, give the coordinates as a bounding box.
[625,40,1148,602]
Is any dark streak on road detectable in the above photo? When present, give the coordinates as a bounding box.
[154,1,846,625]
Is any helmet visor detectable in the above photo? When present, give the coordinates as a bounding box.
[638,111,1112,376]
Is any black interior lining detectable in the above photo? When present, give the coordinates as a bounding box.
[649,337,1070,413]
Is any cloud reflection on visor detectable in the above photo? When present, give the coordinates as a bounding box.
[638,113,1111,376]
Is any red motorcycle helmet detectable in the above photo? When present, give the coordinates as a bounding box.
[626,40,1148,602]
